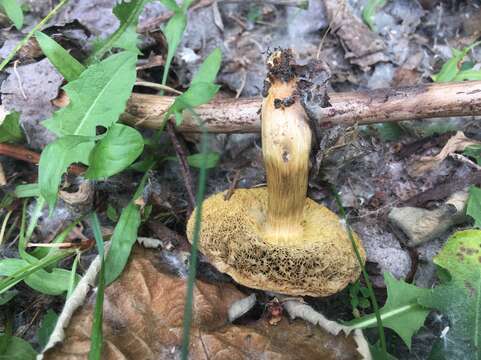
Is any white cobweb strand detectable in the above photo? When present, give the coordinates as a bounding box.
[283,300,372,360]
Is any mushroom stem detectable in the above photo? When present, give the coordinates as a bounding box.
[262,75,311,245]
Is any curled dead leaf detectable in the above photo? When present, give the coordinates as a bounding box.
[409,131,481,176]
[59,181,93,205]
[43,246,364,359]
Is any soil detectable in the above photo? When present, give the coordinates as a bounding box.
[1,0,480,359]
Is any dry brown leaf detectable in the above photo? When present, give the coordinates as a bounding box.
[43,246,362,360]
[323,0,388,70]
[409,131,481,176]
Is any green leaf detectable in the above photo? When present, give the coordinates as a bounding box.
[14,184,39,198]
[106,204,119,222]
[161,12,187,85]
[165,49,222,124]
[369,342,398,360]
[0,290,17,305]
[37,309,58,349]
[191,48,222,85]
[38,136,93,210]
[362,0,387,31]
[35,31,85,82]
[0,0,23,29]
[85,124,144,179]
[432,42,481,83]
[0,258,78,295]
[187,152,220,169]
[0,335,36,360]
[453,68,481,81]
[0,111,23,143]
[160,0,180,12]
[464,145,481,165]
[419,230,481,360]
[373,122,404,141]
[103,202,140,285]
[43,51,137,137]
[168,82,220,125]
[103,171,149,285]
[181,0,195,11]
[432,48,468,83]
[347,272,430,348]
[110,0,150,54]
[89,0,149,62]
[467,186,481,228]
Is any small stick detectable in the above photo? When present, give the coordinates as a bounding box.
[0,143,86,176]
[135,80,183,95]
[450,153,481,171]
[165,121,196,212]
[224,170,241,200]
[124,80,481,133]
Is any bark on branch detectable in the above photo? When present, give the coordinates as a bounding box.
[123,80,481,133]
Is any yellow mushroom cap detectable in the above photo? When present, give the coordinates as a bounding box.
[186,188,365,297]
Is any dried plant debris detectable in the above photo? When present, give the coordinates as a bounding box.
[323,0,388,70]
[42,247,363,360]
[409,132,481,177]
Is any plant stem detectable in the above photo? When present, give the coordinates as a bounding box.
[135,81,182,95]
[181,109,209,360]
[166,121,196,213]
[87,0,146,63]
[0,0,70,71]
[332,190,388,357]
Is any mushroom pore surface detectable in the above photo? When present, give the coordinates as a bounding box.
[186,188,364,297]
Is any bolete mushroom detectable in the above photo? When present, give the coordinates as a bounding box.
[187,49,365,297]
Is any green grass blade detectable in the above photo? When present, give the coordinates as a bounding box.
[181,109,209,360]
[332,189,388,357]
[19,197,45,263]
[67,252,80,298]
[88,212,105,360]
[0,0,70,71]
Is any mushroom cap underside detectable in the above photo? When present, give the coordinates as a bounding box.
[186,188,365,297]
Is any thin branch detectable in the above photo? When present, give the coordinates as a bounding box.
[123,80,481,133]
[0,143,85,176]
[135,81,183,95]
[165,122,196,213]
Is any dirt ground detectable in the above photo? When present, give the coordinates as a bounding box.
[1,0,481,359]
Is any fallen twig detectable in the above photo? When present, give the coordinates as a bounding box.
[0,143,85,176]
[123,80,481,133]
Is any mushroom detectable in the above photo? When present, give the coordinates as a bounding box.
[186,49,365,297]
